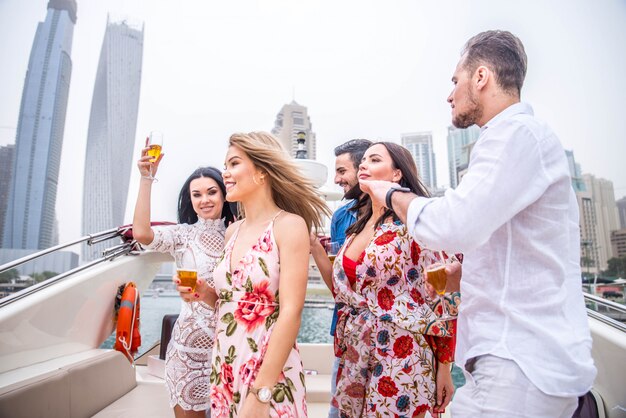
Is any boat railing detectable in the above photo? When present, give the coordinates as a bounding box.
[0,227,135,308]
[584,292,626,333]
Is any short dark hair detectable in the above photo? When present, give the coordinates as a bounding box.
[461,30,527,96]
[177,167,235,226]
[334,139,373,170]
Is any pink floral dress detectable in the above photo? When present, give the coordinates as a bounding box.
[210,215,308,417]
[332,221,460,417]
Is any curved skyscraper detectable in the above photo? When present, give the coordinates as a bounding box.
[82,17,144,260]
[2,0,77,249]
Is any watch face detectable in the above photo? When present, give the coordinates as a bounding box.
[258,387,272,402]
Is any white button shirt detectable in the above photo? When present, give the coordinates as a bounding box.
[407,102,596,396]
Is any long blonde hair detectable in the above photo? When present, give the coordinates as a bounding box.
[228,131,330,232]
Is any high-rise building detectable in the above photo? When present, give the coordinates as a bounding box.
[3,0,77,249]
[611,229,626,259]
[577,189,599,274]
[402,132,437,190]
[0,144,15,243]
[82,17,144,261]
[446,125,480,188]
[582,174,620,271]
[271,101,316,159]
[617,196,626,230]
[565,150,586,192]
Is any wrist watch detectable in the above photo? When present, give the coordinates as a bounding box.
[385,186,411,209]
[249,386,273,403]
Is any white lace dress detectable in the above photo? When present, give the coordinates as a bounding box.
[146,217,225,411]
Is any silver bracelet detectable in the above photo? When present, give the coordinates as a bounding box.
[141,176,155,182]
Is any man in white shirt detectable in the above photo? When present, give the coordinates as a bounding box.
[360,30,596,417]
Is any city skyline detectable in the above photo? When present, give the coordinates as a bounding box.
[1,0,625,244]
[2,0,76,249]
[81,17,144,260]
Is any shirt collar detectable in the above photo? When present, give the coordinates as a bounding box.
[195,217,225,229]
[481,102,534,132]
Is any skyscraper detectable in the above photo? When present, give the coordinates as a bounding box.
[401,132,437,190]
[617,196,626,230]
[82,16,144,260]
[0,144,15,243]
[271,101,316,159]
[446,125,480,189]
[2,0,77,249]
[565,150,586,192]
[582,174,620,271]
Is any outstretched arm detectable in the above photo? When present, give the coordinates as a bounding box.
[362,123,553,253]
[132,138,164,245]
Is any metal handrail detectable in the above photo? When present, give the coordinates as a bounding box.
[0,240,134,308]
[0,227,120,274]
[583,292,626,314]
[583,292,626,333]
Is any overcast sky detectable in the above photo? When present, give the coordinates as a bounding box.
[1,0,625,244]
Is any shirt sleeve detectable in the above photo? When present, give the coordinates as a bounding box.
[407,121,555,253]
[425,322,456,363]
[364,231,457,338]
[144,224,186,257]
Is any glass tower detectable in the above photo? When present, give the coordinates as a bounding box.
[3,0,77,249]
[402,132,437,191]
[81,17,144,260]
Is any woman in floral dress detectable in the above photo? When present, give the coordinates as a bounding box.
[332,142,461,418]
[133,144,235,417]
[206,132,329,418]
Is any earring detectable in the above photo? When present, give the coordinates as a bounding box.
[253,174,266,185]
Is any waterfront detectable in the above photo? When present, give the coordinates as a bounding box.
[102,294,334,353]
[102,293,466,388]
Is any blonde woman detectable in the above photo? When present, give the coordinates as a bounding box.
[183,132,329,417]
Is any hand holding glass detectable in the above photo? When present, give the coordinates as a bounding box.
[426,257,454,320]
[145,131,163,181]
[325,241,341,264]
[175,248,197,294]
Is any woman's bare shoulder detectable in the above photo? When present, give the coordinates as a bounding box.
[274,212,307,240]
[224,219,243,241]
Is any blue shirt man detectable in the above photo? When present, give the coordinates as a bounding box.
[328,200,356,336]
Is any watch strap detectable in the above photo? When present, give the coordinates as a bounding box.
[385,186,411,209]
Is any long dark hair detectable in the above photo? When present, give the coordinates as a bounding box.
[177,167,235,226]
[346,142,430,235]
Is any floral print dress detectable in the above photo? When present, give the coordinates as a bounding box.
[210,215,308,417]
[146,217,225,411]
[332,221,460,418]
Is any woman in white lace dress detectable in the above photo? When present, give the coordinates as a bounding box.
[132,144,235,418]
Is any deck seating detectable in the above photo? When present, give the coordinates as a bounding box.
[0,349,136,418]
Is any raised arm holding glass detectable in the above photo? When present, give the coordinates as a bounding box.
[132,137,235,417]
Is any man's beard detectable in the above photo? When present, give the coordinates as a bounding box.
[452,86,483,129]
[343,183,362,200]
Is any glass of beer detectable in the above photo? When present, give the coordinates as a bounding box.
[175,248,197,296]
[325,241,341,265]
[426,260,454,320]
[146,131,163,181]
